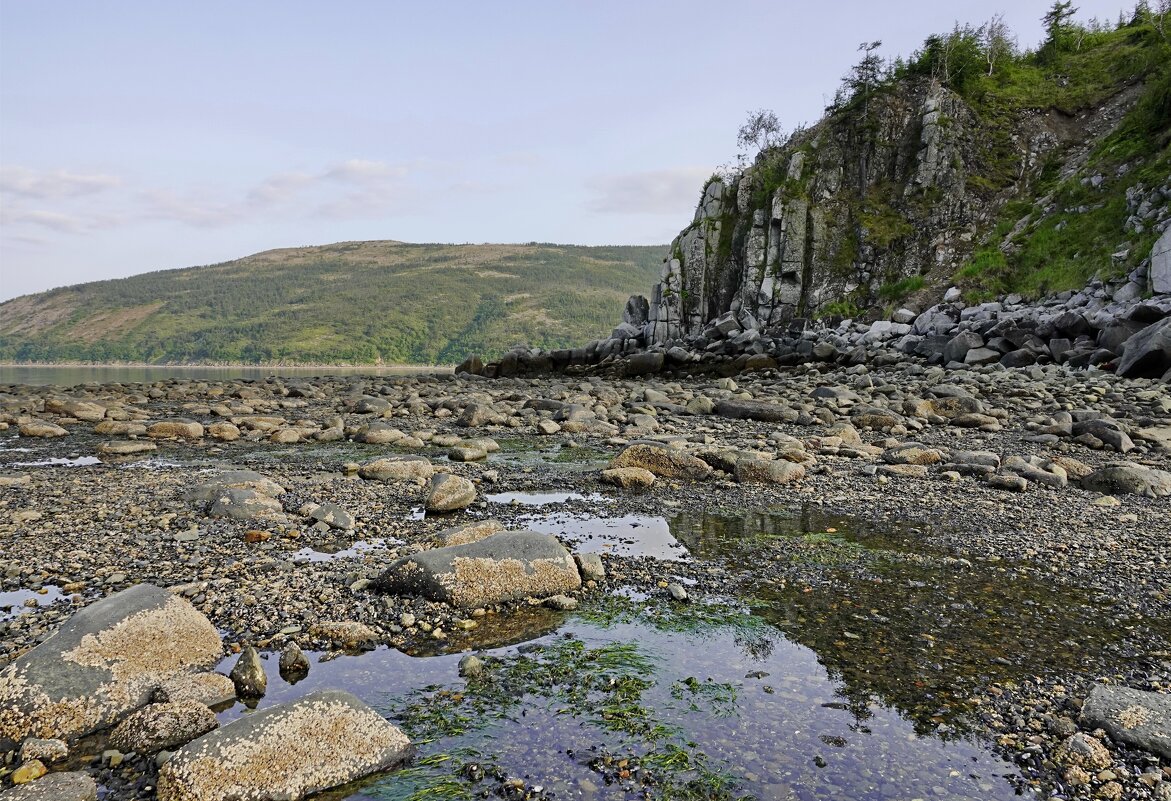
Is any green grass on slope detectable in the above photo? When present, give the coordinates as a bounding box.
[0,242,665,364]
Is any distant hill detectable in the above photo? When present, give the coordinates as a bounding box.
[0,241,666,364]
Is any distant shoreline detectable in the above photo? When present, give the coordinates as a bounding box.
[0,361,453,371]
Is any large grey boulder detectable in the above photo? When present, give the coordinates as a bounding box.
[1081,684,1171,760]
[207,488,286,522]
[1151,226,1171,295]
[375,531,581,608]
[1116,317,1171,378]
[157,690,412,801]
[1081,464,1171,498]
[0,584,222,751]
[609,443,712,480]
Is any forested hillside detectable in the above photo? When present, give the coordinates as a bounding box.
[0,241,665,364]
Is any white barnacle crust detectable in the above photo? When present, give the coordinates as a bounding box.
[157,692,411,801]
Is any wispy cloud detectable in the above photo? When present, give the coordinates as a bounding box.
[586,167,710,215]
[1,158,430,242]
[0,166,122,199]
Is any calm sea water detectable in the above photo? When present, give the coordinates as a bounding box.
[0,365,446,387]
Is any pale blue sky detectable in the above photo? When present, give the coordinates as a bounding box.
[0,0,1131,300]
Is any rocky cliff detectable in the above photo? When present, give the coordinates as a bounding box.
[644,75,1163,342]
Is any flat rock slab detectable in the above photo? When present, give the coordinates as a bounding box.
[714,399,798,423]
[157,690,412,801]
[375,531,581,608]
[0,584,222,751]
[1081,684,1171,760]
[0,771,97,801]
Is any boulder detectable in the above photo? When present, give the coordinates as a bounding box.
[109,700,218,753]
[157,690,412,801]
[183,470,285,501]
[1081,464,1171,498]
[425,473,476,512]
[154,673,237,708]
[1116,317,1171,378]
[375,531,581,608]
[0,584,222,751]
[609,443,712,480]
[358,456,434,482]
[1081,684,1171,760]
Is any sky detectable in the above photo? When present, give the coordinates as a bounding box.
[0,0,1135,301]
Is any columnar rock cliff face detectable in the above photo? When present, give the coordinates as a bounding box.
[645,77,1150,342]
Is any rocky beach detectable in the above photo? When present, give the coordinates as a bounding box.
[0,356,1168,800]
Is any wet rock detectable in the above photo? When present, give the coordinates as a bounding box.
[10,760,47,785]
[426,473,477,512]
[599,466,656,489]
[375,531,581,608]
[1081,685,1171,760]
[1081,464,1171,498]
[358,455,434,482]
[435,519,506,547]
[458,654,484,678]
[109,700,219,753]
[544,594,578,610]
[278,643,310,681]
[0,771,96,800]
[0,584,222,751]
[667,583,689,602]
[609,443,711,481]
[228,646,266,698]
[157,690,412,801]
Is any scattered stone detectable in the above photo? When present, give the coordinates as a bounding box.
[358,456,434,482]
[609,443,711,481]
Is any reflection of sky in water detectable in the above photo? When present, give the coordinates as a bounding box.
[292,539,397,564]
[214,612,1020,801]
[0,586,64,620]
[521,513,688,561]
[9,456,102,467]
[486,490,608,506]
